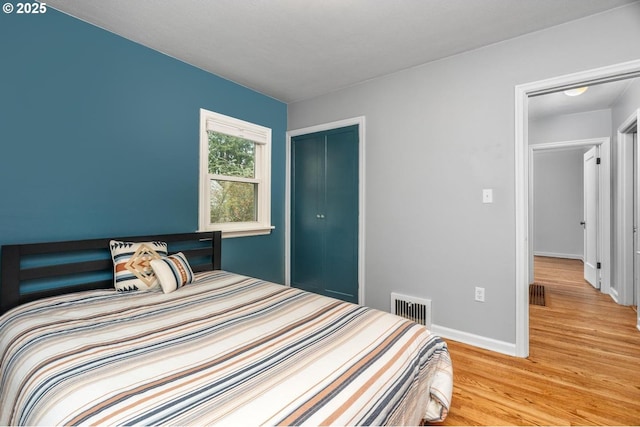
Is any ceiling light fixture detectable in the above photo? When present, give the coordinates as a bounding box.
[564,87,589,97]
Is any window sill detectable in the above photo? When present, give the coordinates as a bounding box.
[199,224,274,239]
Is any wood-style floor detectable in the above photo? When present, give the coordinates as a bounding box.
[436,256,640,426]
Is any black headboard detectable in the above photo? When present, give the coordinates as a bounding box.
[1,231,221,315]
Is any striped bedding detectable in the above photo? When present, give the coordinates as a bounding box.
[0,271,452,426]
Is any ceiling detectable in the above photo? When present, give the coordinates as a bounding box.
[529,78,638,120]
[47,0,638,103]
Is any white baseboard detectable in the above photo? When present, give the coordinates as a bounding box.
[533,251,583,261]
[609,287,620,304]
[430,324,517,357]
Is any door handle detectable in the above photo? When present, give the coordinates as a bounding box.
[580,221,586,227]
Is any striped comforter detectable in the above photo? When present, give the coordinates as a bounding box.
[0,271,452,426]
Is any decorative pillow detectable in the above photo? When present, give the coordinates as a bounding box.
[110,240,168,292]
[150,252,195,294]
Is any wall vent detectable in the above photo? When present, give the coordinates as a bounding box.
[390,292,432,328]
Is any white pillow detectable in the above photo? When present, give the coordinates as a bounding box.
[150,252,195,294]
[110,240,168,292]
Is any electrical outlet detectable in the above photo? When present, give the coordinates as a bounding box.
[475,286,485,302]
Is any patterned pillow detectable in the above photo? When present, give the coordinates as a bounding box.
[150,252,195,294]
[110,240,168,292]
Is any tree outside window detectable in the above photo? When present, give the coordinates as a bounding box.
[208,132,257,223]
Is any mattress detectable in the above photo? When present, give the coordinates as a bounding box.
[0,271,452,425]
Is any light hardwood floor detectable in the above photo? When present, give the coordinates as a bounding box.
[436,256,640,426]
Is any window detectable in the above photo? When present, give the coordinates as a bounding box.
[199,109,272,237]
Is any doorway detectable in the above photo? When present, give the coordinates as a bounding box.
[285,116,366,304]
[529,139,610,292]
[515,59,640,357]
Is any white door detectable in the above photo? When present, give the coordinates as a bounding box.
[583,146,598,288]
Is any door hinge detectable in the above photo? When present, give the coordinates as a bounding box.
[597,262,601,269]
[596,157,601,165]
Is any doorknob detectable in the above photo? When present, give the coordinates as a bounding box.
[580,221,585,226]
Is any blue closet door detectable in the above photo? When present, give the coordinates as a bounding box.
[291,125,359,303]
[291,132,325,296]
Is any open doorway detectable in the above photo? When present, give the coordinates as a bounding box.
[515,59,640,358]
[529,140,610,293]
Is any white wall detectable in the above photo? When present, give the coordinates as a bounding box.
[529,109,612,144]
[612,78,640,127]
[288,3,640,348]
[610,78,640,298]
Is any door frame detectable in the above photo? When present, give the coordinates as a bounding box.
[616,109,639,307]
[529,139,610,294]
[285,116,366,305]
[515,59,640,358]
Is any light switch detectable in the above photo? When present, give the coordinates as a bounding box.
[482,189,493,204]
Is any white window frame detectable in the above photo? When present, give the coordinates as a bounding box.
[199,108,273,238]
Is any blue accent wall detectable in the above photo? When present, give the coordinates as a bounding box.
[0,9,286,285]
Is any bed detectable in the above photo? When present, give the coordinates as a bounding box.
[0,231,452,426]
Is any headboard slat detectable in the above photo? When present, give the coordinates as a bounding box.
[18,280,116,305]
[181,247,215,257]
[20,260,113,281]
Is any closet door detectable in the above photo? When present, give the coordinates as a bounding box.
[291,132,325,296]
[323,127,358,302]
[291,125,359,303]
